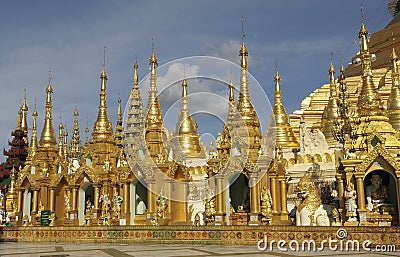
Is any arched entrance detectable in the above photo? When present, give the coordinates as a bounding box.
[78,183,94,225]
[229,173,249,212]
[22,188,32,221]
[54,178,68,223]
[364,169,399,225]
[129,178,148,225]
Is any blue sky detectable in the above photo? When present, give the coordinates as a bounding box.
[0,1,392,154]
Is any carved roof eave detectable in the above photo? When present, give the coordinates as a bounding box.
[355,143,400,173]
[70,166,97,185]
[16,174,36,188]
[49,173,70,187]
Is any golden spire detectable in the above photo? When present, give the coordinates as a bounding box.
[145,42,165,160]
[39,75,57,149]
[58,120,64,158]
[125,61,145,142]
[16,108,22,131]
[133,61,139,89]
[63,129,68,161]
[218,78,237,158]
[92,65,113,143]
[229,76,235,103]
[27,101,39,161]
[175,77,202,156]
[21,89,28,134]
[148,39,159,107]
[328,51,337,97]
[70,107,83,159]
[387,37,400,130]
[269,66,299,148]
[114,96,123,148]
[236,17,262,162]
[322,54,341,145]
[85,117,89,144]
[356,10,383,117]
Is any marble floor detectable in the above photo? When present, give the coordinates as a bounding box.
[0,242,399,257]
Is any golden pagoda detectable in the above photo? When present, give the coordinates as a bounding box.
[235,35,262,166]
[321,56,341,146]
[144,45,167,162]
[387,45,400,130]
[266,67,299,149]
[171,78,205,159]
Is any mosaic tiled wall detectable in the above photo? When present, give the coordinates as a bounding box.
[0,226,400,247]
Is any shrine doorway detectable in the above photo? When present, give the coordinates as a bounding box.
[22,188,32,221]
[229,173,249,212]
[130,178,148,224]
[78,183,94,225]
[54,178,68,222]
[364,169,399,225]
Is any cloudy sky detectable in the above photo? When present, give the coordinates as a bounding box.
[0,0,392,154]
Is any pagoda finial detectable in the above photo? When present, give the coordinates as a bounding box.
[16,108,22,130]
[329,50,336,96]
[85,116,89,144]
[133,60,139,89]
[20,88,28,134]
[239,16,248,70]
[229,71,235,103]
[114,96,123,148]
[150,38,158,66]
[63,128,68,161]
[58,120,64,158]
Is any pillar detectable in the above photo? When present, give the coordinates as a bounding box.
[164,178,173,219]
[279,176,288,216]
[32,189,38,214]
[214,174,226,225]
[337,175,344,210]
[71,187,77,212]
[248,173,260,225]
[17,190,23,213]
[123,182,130,223]
[94,185,100,212]
[270,176,278,214]
[355,175,366,211]
[147,179,156,213]
[49,187,55,213]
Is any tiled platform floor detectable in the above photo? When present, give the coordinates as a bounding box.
[0,242,399,257]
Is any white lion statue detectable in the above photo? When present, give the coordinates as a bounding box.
[296,175,330,226]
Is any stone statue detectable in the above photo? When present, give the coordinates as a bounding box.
[85,199,92,216]
[194,212,201,226]
[366,174,389,212]
[344,181,357,221]
[204,197,216,225]
[260,185,273,224]
[0,190,3,208]
[99,193,111,218]
[156,194,168,219]
[295,175,330,226]
[64,191,70,219]
[112,192,123,219]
